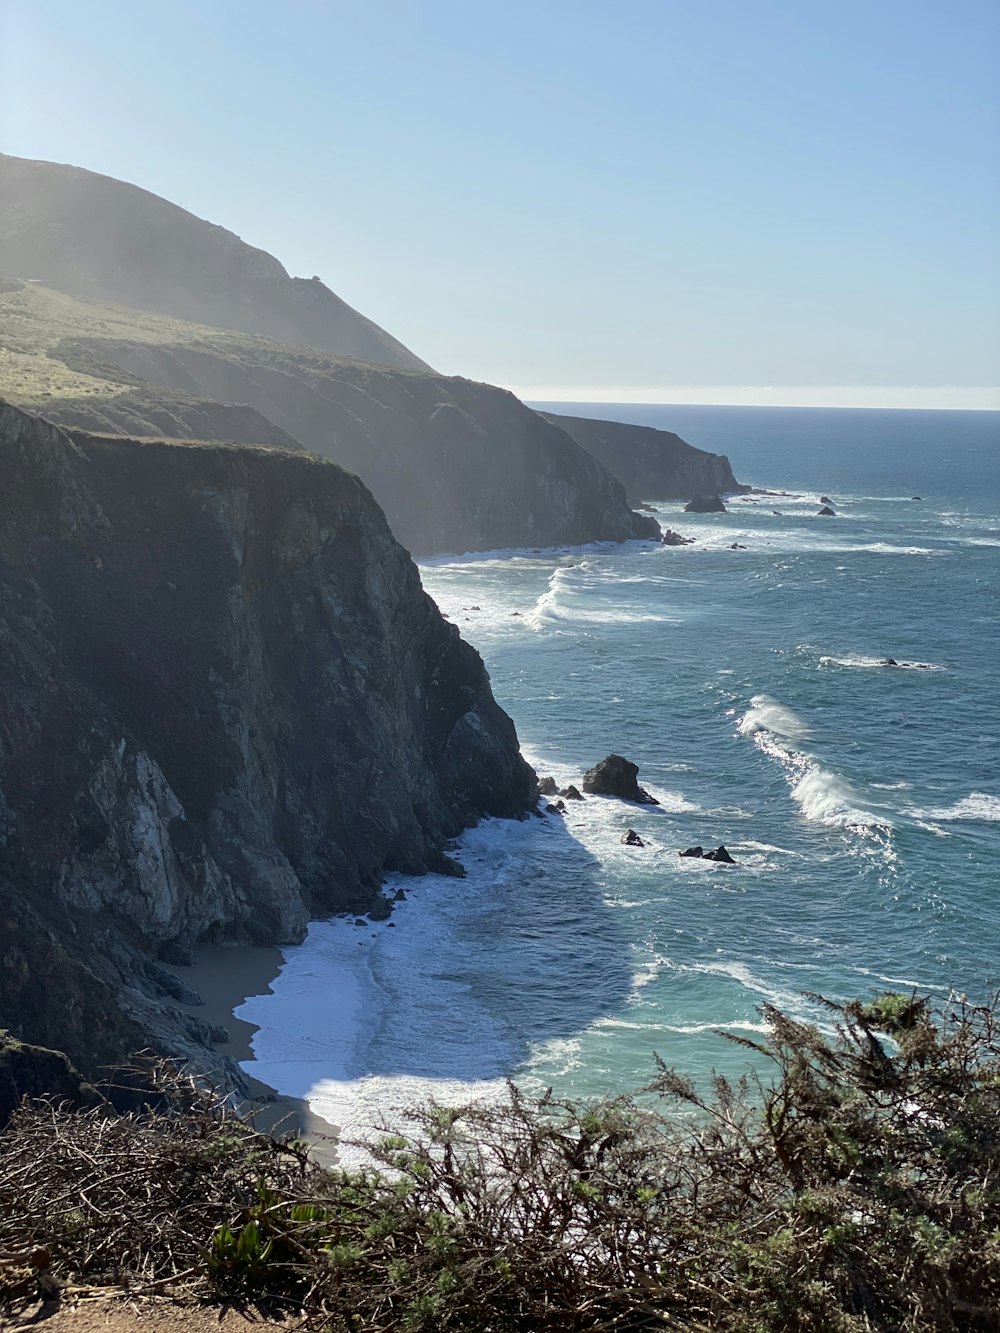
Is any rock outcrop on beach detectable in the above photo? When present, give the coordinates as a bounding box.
[0,282,659,557]
[582,755,660,805]
[540,412,745,504]
[0,153,429,372]
[0,400,536,1092]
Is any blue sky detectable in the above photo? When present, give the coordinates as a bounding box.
[2,0,998,406]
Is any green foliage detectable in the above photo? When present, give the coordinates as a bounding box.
[3,992,1000,1329]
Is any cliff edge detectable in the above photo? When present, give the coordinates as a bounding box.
[0,400,536,1088]
[542,411,746,504]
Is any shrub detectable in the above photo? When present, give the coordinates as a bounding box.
[1,992,999,1329]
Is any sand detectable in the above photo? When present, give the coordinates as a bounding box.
[163,944,339,1167]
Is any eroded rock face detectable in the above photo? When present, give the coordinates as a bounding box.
[57,339,661,557]
[581,756,659,805]
[0,401,536,1084]
[541,413,746,504]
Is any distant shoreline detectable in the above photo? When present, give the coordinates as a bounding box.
[165,943,339,1166]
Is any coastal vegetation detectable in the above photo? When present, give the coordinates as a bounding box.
[3,990,997,1330]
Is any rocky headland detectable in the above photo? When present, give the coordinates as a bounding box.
[0,281,659,557]
[542,411,746,505]
[0,399,536,1099]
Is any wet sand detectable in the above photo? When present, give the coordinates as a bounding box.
[164,943,339,1166]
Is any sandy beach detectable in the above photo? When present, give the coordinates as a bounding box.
[164,943,339,1166]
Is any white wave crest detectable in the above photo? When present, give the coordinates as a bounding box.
[737,694,811,743]
[820,655,943,671]
[738,694,888,832]
[909,792,1000,824]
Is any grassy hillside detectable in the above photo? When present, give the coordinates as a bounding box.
[0,282,657,554]
[0,153,430,372]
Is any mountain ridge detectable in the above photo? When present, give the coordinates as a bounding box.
[0,153,430,373]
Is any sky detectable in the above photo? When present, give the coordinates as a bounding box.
[2,0,998,408]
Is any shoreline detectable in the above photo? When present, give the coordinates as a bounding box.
[165,943,340,1167]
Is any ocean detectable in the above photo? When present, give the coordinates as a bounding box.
[237,404,1000,1162]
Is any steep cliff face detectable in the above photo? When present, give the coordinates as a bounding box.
[0,153,430,372]
[0,401,535,1084]
[541,412,746,503]
[58,337,661,555]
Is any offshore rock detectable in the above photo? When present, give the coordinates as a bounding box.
[679,846,704,858]
[582,756,660,805]
[684,494,727,514]
[561,785,584,801]
[537,776,558,796]
[621,829,645,847]
[661,529,695,546]
[0,400,535,1088]
[817,505,837,516]
[703,846,737,864]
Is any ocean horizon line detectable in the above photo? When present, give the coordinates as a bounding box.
[513,387,1000,412]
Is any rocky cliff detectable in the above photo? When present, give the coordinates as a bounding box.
[53,334,661,555]
[0,400,536,1089]
[1,282,659,556]
[0,153,430,372]
[541,412,745,503]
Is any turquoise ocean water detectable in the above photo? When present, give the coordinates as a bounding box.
[238,405,1000,1160]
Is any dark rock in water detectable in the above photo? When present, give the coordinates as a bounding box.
[679,846,704,857]
[881,658,899,667]
[684,494,727,514]
[772,510,783,516]
[554,799,567,812]
[537,776,558,796]
[511,610,522,616]
[544,802,563,816]
[817,505,836,516]
[820,496,833,505]
[368,898,393,922]
[912,496,922,501]
[702,845,736,864]
[354,919,366,926]
[621,829,645,847]
[729,542,747,550]
[661,528,694,546]
[561,784,584,801]
[582,755,660,804]
[393,888,407,901]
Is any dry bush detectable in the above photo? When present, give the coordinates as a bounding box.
[2,992,999,1331]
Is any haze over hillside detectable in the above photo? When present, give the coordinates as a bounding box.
[0,153,430,373]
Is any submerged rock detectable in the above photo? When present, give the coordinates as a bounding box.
[582,755,660,805]
[679,846,704,857]
[684,494,727,514]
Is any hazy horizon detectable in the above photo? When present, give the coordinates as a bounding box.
[2,0,998,408]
